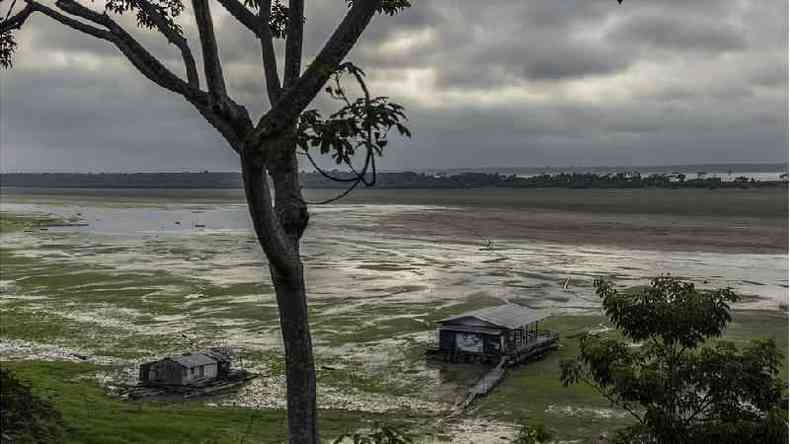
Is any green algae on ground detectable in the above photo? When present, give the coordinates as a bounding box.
[0,212,65,233]
[2,208,787,442]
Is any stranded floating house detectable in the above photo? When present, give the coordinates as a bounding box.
[427,304,559,365]
[139,349,232,387]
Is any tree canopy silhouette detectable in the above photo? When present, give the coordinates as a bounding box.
[561,277,787,443]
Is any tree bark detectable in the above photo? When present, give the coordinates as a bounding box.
[241,135,317,444]
[269,262,318,444]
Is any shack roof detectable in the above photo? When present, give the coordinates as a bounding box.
[439,304,548,330]
[170,352,217,368]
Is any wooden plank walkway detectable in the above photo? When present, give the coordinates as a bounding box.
[454,356,508,412]
[508,334,559,365]
[450,334,560,414]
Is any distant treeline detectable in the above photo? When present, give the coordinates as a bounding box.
[0,172,244,189]
[1,171,787,190]
[425,162,788,176]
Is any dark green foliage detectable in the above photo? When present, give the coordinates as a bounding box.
[268,0,290,38]
[296,62,410,202]
[105,0,185,34]
[0,30,15,68]
[499,171,777,189]
[346,0,411,16]
[331,423,413,444]
[511,421,554,444]
[0,368,66,444]
[297,62,410,166]
[561,277,788,444]
[596,278,737,348]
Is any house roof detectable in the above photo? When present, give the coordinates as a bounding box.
[203,349,232,363]
[439,304,548,330]
[170,352,217,368]
[437,325,504,336]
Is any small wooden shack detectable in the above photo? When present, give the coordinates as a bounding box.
[430,304,558,364]
[139,350,232,387]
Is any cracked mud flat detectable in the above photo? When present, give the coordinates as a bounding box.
[0,189,787,442]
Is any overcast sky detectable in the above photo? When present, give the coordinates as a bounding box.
[1,0,787,172]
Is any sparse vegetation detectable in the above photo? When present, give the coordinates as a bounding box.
[511,421,553,444]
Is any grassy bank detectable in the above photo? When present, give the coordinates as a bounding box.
[0,361,409,444]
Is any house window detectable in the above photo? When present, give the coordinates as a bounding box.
[190,367,196,376]
[199,366,204,377]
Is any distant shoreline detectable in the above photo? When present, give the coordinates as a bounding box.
[1,169,787,190]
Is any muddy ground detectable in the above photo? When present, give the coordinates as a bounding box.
[0,187,787,442]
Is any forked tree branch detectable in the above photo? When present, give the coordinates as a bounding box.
[19,0,250,153]
[191,0,227,101]
[0,3,34,33]
[54,0,199,97]
[24,0,113,40]
[241,153,300,274]
[136,0,199,87]
[248,0,382,147]
[215,0,261,35]
[213,0,281,104]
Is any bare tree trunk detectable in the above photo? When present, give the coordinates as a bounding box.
[240,134,318,444]
[269,262,318,444]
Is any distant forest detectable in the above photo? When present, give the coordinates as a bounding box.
[1,171,787,190]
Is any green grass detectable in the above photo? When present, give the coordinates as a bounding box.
[1,361,410,444]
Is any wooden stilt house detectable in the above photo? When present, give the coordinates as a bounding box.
[429,304,559,364]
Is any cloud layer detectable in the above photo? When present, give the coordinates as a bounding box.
[1,0,787,171]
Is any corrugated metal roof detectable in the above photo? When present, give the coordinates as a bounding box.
[170,352,217,368]
[438,325,504,335]
[439,304,548,329]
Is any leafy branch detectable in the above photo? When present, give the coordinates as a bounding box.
[297,62,410,204]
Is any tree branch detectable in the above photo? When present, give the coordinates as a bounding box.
[191,0,227,101]
[248,0,382,147]
[23,0,113,41]
[282,0,302,87]
[241,153,299,275]
[25,0,250,154]
[213,0,280,103]
[258,0,280,104]
[50,0,196,97]
[136,0,199,87]
[0,3,34,33]
[215,0,261,35]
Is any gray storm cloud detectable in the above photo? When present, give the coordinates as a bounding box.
[1,0,786,172]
